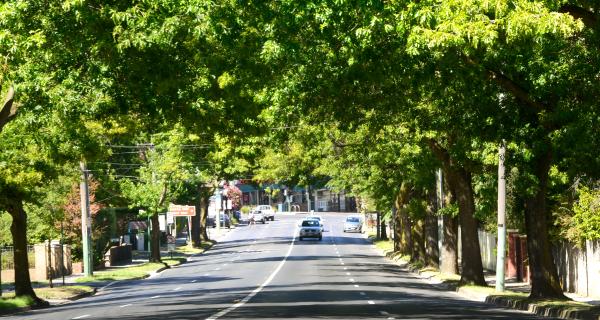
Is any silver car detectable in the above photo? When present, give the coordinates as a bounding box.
[299,219,323,241]
[343,216,363,233]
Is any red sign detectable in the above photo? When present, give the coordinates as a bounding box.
[168,204,196,217]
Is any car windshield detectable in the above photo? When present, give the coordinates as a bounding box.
[346,217,359,223]
[302,220,319,227]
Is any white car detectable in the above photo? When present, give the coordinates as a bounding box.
[254,205,275,221]
[306,215,324,232]
[249,211,265,224]
[343,215,363,233]
[298,219,323,241]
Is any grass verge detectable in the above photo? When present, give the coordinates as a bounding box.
[0,285,94,313]
[0,296,34,312]
[75,262,167,283]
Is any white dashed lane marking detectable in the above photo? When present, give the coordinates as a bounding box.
[368,300,375,305]
[72,315,91,319]
[119,304,132,308]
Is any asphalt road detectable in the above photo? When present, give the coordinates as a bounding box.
[8,213,550,320]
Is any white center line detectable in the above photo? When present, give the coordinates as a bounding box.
[343,267,348,270]
[380,311,390,315]
[72,315,91,319]
[150,295,161,299]
[215,267,221,271]
[206,228,298,320]
[191,280,197,283]
[349,278,355,282]
[173,287,181,291]
[368,300,375,305]
[346,272,351,275]
[119,304,132,308]
[360,292,366,296]
[354,284,359,288]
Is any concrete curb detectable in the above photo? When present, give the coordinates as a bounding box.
[484,295,600,320]
[373,244,600,320]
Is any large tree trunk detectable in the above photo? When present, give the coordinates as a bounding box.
[191,186,202,248]
[6,196,46,305]
[424,190,439,268]
[380,220,388,240]
[429,140,485,285]
[525,148,565,299]
[200,192,210,241]
[439,173,459,274]
[440,214,459,274]
[150,213,161,263]
[411,218,425,264]
[446,167,486,285]
[191,202,201,248]
[394,183,411,253]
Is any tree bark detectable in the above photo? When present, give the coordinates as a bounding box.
[200,192,210,241]
[394,182,412,253]
[447,167,486,285]
[150,212,161,262]
[0,85,18,132]
[191,203,201,248]
[525,148,566,299]
[428,139,486,285]
[380,220,388,240]
[424,190,439,268]
[191,186,202,248]
[440,214,459,274]
[6,196,46,305]
[411,218,425,264]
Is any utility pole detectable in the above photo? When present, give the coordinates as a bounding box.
[436,168,444,267]
[216,189,221,234]
[80,161,93,276]
[306,186,311,212]
[496,140,507,292]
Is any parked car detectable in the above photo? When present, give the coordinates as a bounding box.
[306,215,324,232]
[207,214,231,228]
[298,219,322,241]
[249,210,266,224]
[343,215,363,233]
[255,205,275,221]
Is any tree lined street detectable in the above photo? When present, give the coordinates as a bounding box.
[6,214,551,319]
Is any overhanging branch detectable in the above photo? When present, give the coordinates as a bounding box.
[560,5,597,28]
[0,86,18,132]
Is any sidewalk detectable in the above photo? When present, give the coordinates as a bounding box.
[393,255,600,319]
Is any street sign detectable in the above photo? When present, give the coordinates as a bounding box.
[168,204,196,217]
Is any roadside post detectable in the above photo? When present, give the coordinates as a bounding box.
[0,246,2,296]
[496,140,507,292]
[80,161,93,277]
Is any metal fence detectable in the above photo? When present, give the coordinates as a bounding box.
[0,245,36,270]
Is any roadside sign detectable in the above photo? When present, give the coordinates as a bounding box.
[166,212,174,224]
[159,214,166,231]
[168,204,196,217]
